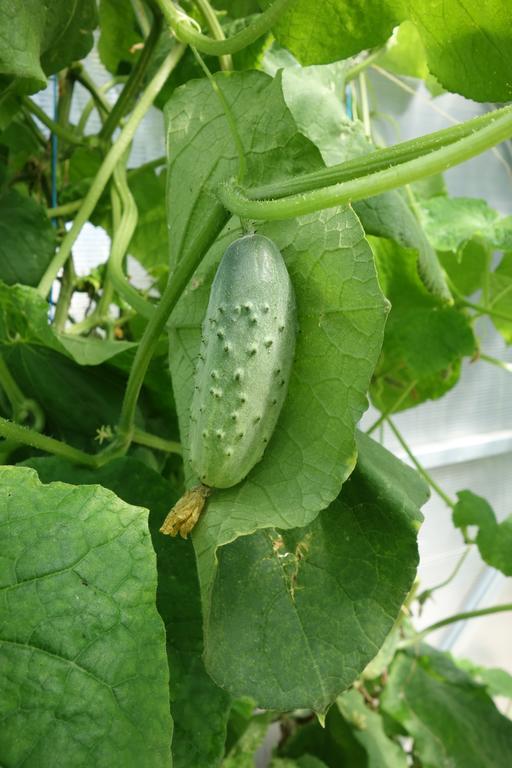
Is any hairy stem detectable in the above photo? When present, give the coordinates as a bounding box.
[37,44,186,299]
[218,105,512,219]
[156,0,291,55]
[0,416,98,467]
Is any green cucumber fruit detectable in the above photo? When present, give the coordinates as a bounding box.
[189,234,297,488]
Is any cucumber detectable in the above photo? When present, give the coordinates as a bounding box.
[189,234,297,488]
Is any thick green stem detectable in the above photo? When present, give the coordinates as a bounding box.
[387,417,456,509]
[195,0,233,71]
[53,258,76,332]
[0,416,98,467]
[218,105,512,220]
[22,97,83,146]
[156,0,291,54]
[414,603,512,641]
[100,13,163,141]
[37,44,186,299]
[108,203,229,455]
[47,199,83,219]
[132,427,182,454]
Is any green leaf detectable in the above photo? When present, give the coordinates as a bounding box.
[126,166,168,278]
[418,196,512,252]
[3,345,127,449]
[456,660,512,700]
[0,281,135,365]
[370,237,476,412]
[376,20,429,79]
[381,645,512,768]
[165,70,323,269]
[361,624,400,680]
[98,0,142,75]
[280,686,407,766]
[265,0,401,67]
[0,116,42,176]
[0,465,172,766]
[336,689,408,767]
[453,490,512,576]
[22,457,231,768]
[279,61,450,302]
[0,0,97,92]
[266,0,512,102]
[0,190,56,286]
[438,239,490,297]
[199,433,425,711]
[222,712,274,767]
[488,253,512,344]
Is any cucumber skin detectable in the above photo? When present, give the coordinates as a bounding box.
[189,234,297,489]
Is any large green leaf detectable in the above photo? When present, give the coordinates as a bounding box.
[165,70,322,269]
[279,61,450,302]
[23,457,231,768]
[369,238,476,411]
[264,0,512,101]
[453,490,512,576]
[0,190,56,287]
[200,432,425,711]
[381,645,512,768]
[0,0,97,91]
[0,465,172,767]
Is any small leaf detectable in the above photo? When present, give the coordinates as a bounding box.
[0,190,56,287]
[0,465,172,766]
[336,689,408,767]
[453,489,512,576]
[370,238,476,412]
[488,253,512,344]
[0,281,135,365]
[438,239,490,297]
[417,196,512,252]
[98,0,142,75]
[381,645,512,768]
[456,660,512,700]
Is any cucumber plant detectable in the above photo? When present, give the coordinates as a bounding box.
[1,1,512,767]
